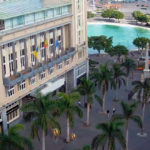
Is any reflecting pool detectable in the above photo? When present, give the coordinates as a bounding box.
[88,24,150,54]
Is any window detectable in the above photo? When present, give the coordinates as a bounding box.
[40,33,45,42]
[62,6,69,14]
[58,63,62,70]
[49,67,54,75]
[25,14,34,24]
[77,0,81,11]
[8,43,13,47]
[50,38,54,45]
[40,71,46,80]
[30,36,35,45]
[45,9,54,19]
[2,45,5,52]
[65,59,70,66]
[5,19,12,29]
[13,16,24,26]
[58,35,61,42]
[78,31,81,44]
[3,56,6,76]
[7,86,14,97]
[20,49,25,70]
[31,45,36,65]
[7,105,19,123]
[0,20,4,30]
[9,53,14,76]
[35,12,44,22]
[54,7,61,16]
[30,76,36,85]
[78,16,81,27]
[41,48,46,60]
[18,80,26,91]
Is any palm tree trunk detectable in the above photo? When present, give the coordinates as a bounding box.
[86,102,90,126]
[141,102,146,134]
[66,116,70,142]
[108,139,112,150]
[126,77,129,89]
[115,90,118,100]
[102,145,105,150]
[126,119,129,150]
[42,130,45,150]
[102,83,106,113]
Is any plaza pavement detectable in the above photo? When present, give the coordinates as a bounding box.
[20,54,150,150]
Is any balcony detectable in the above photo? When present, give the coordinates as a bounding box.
[3,47,76,87]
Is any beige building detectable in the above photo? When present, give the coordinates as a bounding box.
[0,0,88,133]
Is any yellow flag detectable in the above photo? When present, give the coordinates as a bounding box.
[33,51,38,58]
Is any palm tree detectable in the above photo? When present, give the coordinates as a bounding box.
[122,58,137,88]
[91,63,115,112]
[111,64,126,101]
[21,92,60,150]
[56,92,83,143]
[132,78,150,134]
[92,120,126,150]
[77,78,95,126]
[112,101,142,150]
[0,124,33,150]
[74,144,91,150]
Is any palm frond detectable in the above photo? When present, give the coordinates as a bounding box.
[131,115,143,129]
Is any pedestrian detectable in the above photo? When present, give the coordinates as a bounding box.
[106,109,110,118]
[112,108,116,114]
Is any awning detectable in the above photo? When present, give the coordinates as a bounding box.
[30,78,65,97]
[40,78,65,95]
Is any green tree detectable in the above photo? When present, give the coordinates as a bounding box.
[87,11,95,18]
[133,37,150,51]
[0,124,33,150]
[132,11,143,23]
[74,145,91,150]
[122,57,137,89]
[113,10,124,22]
[92,120,126,150]
[101,9,124,21]
[101,9,114,20]
[77,78,95,126]
[21,92,60,150]
[112,101,142,150]
[56,92,83,142]
[107,45,128,62]
[132,11,150,24]
[132,78,150,134]
[88,35,113,54]
[140,14,150,24]
[91,63,114,112]
[111,64,126,101]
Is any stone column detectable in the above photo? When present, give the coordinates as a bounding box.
[1,107,8,134]
[144,43,150,78]
[73,67,77,89]
[86,59,89,79]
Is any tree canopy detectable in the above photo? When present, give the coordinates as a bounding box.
[101,9,124,20]
[132,11,150,24]
[133,37,150,50]
[88,35,113,54]
[107,45,128,61]
[87,11,95,19]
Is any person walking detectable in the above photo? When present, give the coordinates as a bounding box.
[106,109,110,118]
[112,108,116,115]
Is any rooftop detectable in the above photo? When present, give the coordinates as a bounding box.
[0,0,71,19]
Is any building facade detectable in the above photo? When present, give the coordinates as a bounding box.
[0,0,88,133]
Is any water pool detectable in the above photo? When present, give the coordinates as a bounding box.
[88,23,150,54]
